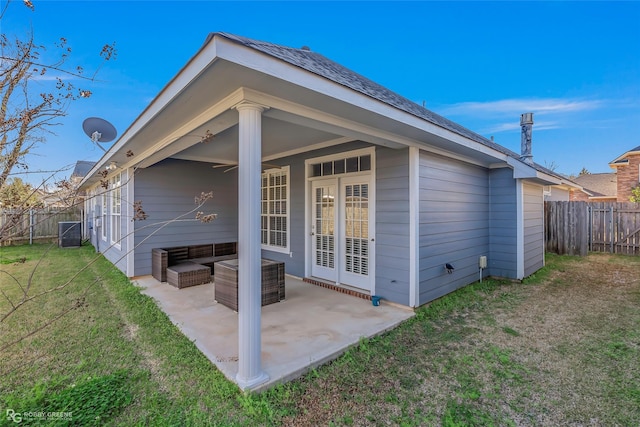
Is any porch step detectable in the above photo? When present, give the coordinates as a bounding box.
[302,277,371,301]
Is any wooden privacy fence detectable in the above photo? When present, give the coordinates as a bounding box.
[0,207,82,245]
[545,201,640,256]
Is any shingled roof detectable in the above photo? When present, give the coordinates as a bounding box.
[215,33,548,171]
[71,160,96,179]
[609,144,640,165]
[573,173,617,197]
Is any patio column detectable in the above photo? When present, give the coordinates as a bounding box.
[235,101,269,389]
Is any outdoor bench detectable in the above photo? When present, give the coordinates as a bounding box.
[151,242,237,283]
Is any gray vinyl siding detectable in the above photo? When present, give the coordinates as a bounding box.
[418,152,490,305]
[488,168,517,278]
[375,147,410,306]
[259,141,372,277]
[523,182,544,276]
[133,159,239,276]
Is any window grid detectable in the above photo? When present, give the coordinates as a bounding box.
[101,191,107,241]
[110,174,121,246]
[261,167,289,249]
[344,183,369,276]
[310,155,371,178]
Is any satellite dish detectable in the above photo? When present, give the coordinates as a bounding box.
[83,117,117,151]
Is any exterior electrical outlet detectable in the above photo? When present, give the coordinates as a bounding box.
[479,256,487,269]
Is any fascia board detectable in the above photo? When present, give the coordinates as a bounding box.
[505,157,562,185]
[506,157,536,178]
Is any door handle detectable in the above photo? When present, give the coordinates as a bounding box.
[311,232,315,236]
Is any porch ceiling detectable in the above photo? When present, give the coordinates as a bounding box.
[169,115,343,164]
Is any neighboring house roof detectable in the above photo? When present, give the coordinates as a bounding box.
[609,144,640,167]
[71,161,97,179]
[214,33,558,180]
[572,173,617,197]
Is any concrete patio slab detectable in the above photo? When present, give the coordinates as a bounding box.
[135,275,414,391]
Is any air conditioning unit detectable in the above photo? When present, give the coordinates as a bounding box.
[59,221,82,248]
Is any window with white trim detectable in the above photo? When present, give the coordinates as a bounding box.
[101,190,107,241]
[90,190,96,235]
[110,173,121,246]
[261,166,289,250]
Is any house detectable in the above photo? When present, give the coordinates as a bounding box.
[79,33,574,388]
[609,145,640,202]
[569,173,617,202]
[568,145,640,202]
[71,160,97,185]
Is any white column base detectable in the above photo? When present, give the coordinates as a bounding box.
[236,371,270,391]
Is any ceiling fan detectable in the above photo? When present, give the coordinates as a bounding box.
[212,162,282,173]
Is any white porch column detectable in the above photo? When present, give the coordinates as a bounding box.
[235,101,269,389]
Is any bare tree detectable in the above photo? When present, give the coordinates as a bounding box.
[0,0,116,190]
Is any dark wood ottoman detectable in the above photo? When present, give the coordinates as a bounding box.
[214,258,285,311]
[166,262,211,289]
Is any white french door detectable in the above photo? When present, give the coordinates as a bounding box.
[310,176,373,291]
[339,177,371,290]
[311,180,337,281]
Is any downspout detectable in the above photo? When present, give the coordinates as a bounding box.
[516,179,524,279]
[408,147,420,308]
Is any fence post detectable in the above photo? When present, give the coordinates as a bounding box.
[610,205,614,254]
[29,208,33,245]
[588,205,592,252]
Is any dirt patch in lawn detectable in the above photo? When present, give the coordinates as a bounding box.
[277,254,640,426]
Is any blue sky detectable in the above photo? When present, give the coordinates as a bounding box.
[2,1,639,185]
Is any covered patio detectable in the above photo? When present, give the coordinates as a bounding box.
[136,275,414,392]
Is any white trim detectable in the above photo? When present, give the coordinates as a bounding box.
[263,137,354,162]
[310,178,339,282]
[101,190,108,242]
[339,175,374,291]
[516,179,525,279]
[126,169,135,277]
[90,190,96,236]
[304,146,376,292]
[304,147,374,167]
[409,146,420,307]
[252,89,497,168]
[260,165,290,254]
[110,173,122,250]
[133,90,244,169]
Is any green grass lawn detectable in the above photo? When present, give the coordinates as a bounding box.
[1,244,639,426]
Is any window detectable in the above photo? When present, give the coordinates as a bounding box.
[101,190,107,241]
[90,191,96,235]
[110,173,121,246]
[261,166,289,251]
[310,154,371,177]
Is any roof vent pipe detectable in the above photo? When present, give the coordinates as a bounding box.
[520,112,534,165]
